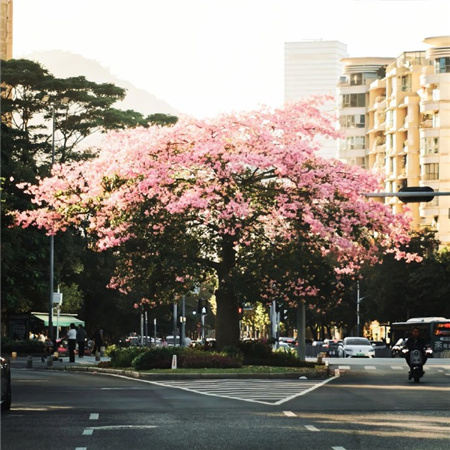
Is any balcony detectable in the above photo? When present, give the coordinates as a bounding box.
[421,120,434,128]
[420,100,439,113]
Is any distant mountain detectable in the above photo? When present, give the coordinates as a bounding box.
[24,50,179,116]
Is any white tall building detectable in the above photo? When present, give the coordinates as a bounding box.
[284,40,348,159]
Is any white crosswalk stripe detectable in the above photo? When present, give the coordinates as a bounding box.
[149,378,336,405]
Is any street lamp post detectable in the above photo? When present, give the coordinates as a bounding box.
[356,281,366,337]
[48,103,56,342]
[42,96,69,343]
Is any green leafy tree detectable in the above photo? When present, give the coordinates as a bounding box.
[1,59,177,332]
[360,228,442,323]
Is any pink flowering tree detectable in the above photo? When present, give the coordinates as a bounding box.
[15,98,415,349]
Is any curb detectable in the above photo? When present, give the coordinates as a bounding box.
[47,364,330,380]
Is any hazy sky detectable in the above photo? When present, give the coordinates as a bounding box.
[13,0,450,118]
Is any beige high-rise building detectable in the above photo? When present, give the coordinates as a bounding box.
[0,0,13,60]
[284,40,348,159]
[337,57,394,168]
[338,37,450,247]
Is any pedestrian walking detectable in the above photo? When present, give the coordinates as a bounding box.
[92,327,103,355]
[76,325,87,358]
[62,323,77,362]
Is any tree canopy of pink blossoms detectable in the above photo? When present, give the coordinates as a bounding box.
[15,98,414,348]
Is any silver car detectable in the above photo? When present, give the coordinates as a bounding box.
[338,337,375,358]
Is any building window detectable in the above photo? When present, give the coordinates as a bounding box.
[423,163,439,181]
[355,157,366,168]
[401,75,411,91]
[435,57,450,74]
[351,73,363,86]
[340,93,366,107]
[421,137,439,155]
[340,136,365,150]
[339,114,365,128]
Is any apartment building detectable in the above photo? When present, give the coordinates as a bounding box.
[338,36,450,246]
[337,57,394,167]
[0,0,13,61]
[284,40,348,159]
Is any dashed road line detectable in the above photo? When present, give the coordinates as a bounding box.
[364,366,376,370]
[82,429,93,436]
[89,413,99,420]
[283,411,296,417]
[305,425,320,431]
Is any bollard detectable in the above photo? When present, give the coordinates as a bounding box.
[11,352,17,361]
[100,346,105,357]
[26,355,33,369]
[95,351,100,361]
[171,354,177,369]
[47,355,53,367]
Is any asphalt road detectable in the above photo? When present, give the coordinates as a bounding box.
[2,358,449,450]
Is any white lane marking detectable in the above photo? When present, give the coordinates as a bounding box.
[338,366,350,370]
[82,429,93,436]
[90,413,99,420]
[283,411,296,417]
[332,447,347,450]
[391,366,403,370]
[364,366,376,370]
[87,425,158,430]
[305,425,320,431]
[75,448,87,450]
[94,373,338,406]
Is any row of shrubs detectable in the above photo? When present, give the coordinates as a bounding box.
[105,339,315,371]
[106,345,242,370]
[1,337,46,355]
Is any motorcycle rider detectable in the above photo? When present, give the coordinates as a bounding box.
[403,326,428,379]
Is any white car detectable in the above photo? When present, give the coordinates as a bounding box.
[338,337,375,358]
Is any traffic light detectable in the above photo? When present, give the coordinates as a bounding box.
[398,186,434,203]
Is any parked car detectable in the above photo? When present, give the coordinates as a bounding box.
[370,340,387,350]
[337,337,375,358]
[279,337,296,347]
[325,339,342,357]
[1,356,11,411]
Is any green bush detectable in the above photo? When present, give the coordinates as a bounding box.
[131,347,242,370]
[106,344,149,368]
[180,352,242,369]
[238,339,272,359]
[245,351,316,367]
[221,346,243,360]
[1,337,45,355]
[131,347,175,370]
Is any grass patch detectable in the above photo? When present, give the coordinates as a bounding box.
[139,365,326,374]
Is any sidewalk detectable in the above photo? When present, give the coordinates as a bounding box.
[9,354,110,369]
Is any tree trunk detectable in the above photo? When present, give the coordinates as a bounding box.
[214,234,239,350]
[215,285,240,350]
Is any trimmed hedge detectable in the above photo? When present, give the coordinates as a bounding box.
[105,340,315,370]
[130,347,243,371]
[1,337,45,355]
[105,344,149,368]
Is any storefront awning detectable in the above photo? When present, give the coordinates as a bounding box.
[31,312,85,327]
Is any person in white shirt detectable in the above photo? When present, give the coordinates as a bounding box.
[62,323,77,362]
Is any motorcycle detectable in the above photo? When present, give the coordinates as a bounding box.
[402,346,433,382]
